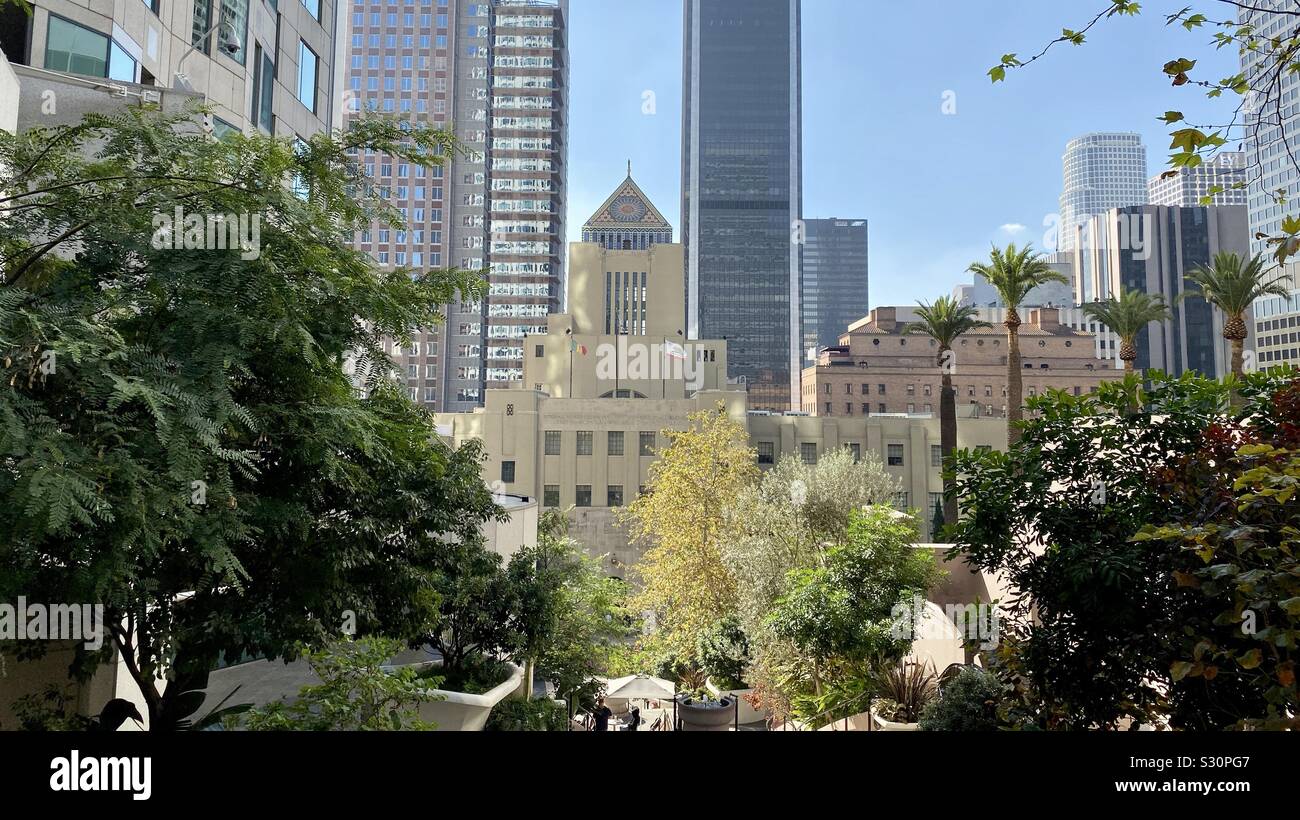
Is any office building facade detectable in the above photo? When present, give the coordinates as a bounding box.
[1058,132,1148,252]
[683,0,802,412]
[1148,151,1248,208]
[344,0,567,411]
[801,218,868,359]
[1070,205,1250,378]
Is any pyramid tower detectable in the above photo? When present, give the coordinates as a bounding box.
[582,166,674,250]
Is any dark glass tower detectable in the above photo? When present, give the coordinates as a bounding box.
[683,0,802,411]
[802,218,869,356]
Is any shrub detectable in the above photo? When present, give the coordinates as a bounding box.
[696,615,750,690]
[485,697,569,732]
[920,666,1003,731]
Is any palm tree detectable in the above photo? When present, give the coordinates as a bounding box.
[967,244,1068,447]
[1081,289,1171,373]
[908,296,989,529]
[1184,251,1290,383]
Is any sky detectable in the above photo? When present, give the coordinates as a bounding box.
[565,0,1241,309]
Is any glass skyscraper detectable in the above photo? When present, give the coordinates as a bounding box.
[1058,132,1148,252]
[682,0,802,411]
[802,218,869,356]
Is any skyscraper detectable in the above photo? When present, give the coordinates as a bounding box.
[801,218,868,357]
[345,0,567,411]
[1071,205,1249,378]
[1058,132,1148,252]
[683,0,802,411]
[1148,151,1248,208]
[1240,1,1300,368]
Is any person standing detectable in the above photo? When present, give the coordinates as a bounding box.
[592,697,613,732]
[627,707,642,732]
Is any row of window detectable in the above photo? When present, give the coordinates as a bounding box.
[543,431,656,457]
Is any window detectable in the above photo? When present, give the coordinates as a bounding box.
[800,443,817,465]
[639,432,655,456]
[251,45,275,132]
[929,492,943,514]
[576,431,593,456]
[757,441,775,465]
[544,430,561,455]
[607,485,624,507]
[543,485,559,507]
[848,443,861,463]
[575,485,592,507]
[534,344,544,358]
[878,384,887,395]
[108,40,137,82]
[607,431,624,456]
[892,491,910,511]
[300,0,320,20]
[500,461,515,483]
[931,445,942,467]
[45,15,108,78]
[888,444,905,466]
[297,41,318,112]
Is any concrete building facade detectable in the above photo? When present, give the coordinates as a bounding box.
[800,306,1116,418]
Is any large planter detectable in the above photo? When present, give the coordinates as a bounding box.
[675,694,735,732]
[706,680,768,725]
[871,709,920,732]
[383,659,523,732]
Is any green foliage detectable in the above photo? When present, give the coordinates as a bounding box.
[872,659,938,724]
[241,638,439,731]
[1133,379,1300,729]
[920,666,1004,731]
[1184,252,1290,321]
[1081,288,1171,367]
[695,615,750,690]
[485,697,569,732]
[950,370,1298,729]
[763,506,941,724]
[507,511,632,704]
[423,540,521,681]
[8,686,95,731]
[966,243,1066,315]
[907,296,990,354]
[0,106,497,728]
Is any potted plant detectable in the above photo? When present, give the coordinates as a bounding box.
[919,665,1003,731]
[674,667,734,731]
[870,659,938,731]
[385,538,525,731]
[698,616,768,725]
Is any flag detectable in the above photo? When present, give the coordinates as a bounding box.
[664,339,687,360]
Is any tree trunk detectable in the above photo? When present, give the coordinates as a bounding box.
[1005,314,1023,448]
[1230,336,1245,409]
[940,369,958,529]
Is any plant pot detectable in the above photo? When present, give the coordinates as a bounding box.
[382,660,524,731]
[871,709,920,732]
[675,694,735,732]
[706,679,768,725]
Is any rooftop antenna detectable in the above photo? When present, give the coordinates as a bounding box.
[627,159,632,177]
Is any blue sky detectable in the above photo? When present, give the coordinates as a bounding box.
[565,0,1240,308]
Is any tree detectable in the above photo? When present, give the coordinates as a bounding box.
[716,446,897,716]
[1185,251,1290,386]
[966,244,1067,447]
[620,404,757,661]
[1134,377,1300,729]
[507,511,630,706]
[764,506,941,724]
[949,371,1297,729]
[907,296,990,526]
[0,106,497,729]
[1081,288,1172,373]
